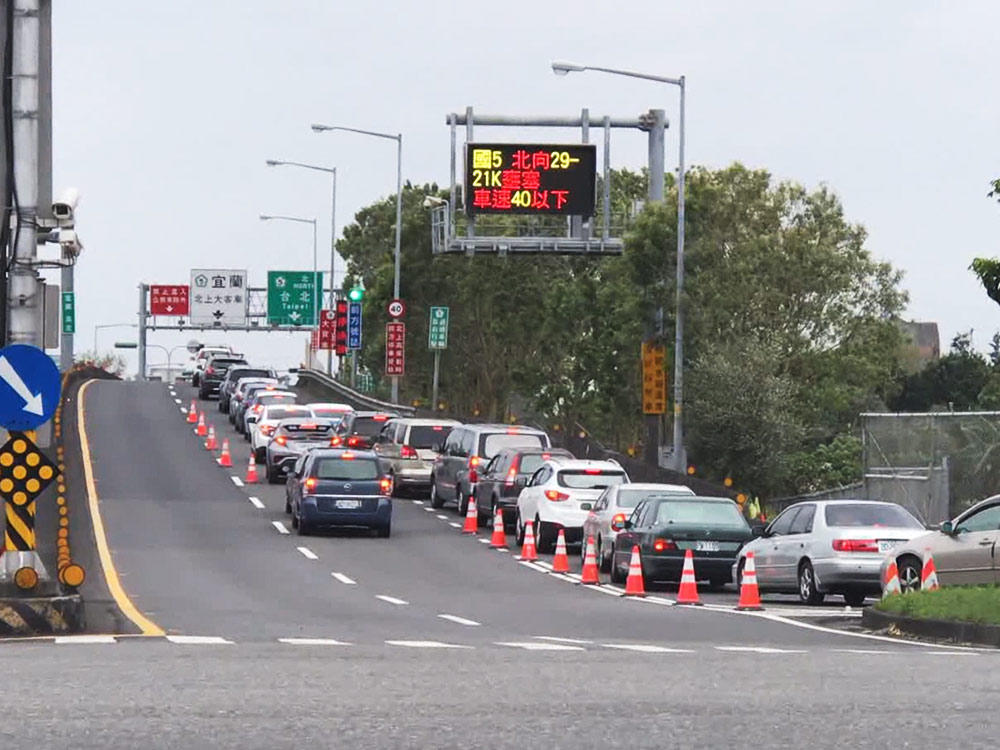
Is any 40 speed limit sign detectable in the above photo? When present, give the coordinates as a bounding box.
[387,299,406,319]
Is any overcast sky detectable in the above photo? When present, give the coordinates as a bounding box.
[50,1,1000,375]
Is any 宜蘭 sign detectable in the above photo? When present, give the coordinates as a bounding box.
[190,269,247,326]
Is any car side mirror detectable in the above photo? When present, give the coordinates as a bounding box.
[515,476,527,489]
[940,520,955,535]
[751,523,766,538]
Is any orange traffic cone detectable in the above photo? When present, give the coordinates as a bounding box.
[186,401,198,423]
[622,545,646,597]
[218,439,232,467]
[195,412,207,437]
[736,552,764,611]
[882,559,902,597]
[518,520,538,561]
[579,536,600,585]
[676,549,702,605]
[489,507,507,548]
[205,424,217,451]
[462,496,478,534]
[921,551,940,591]
[551,529,570,573]
[245,453,259,484]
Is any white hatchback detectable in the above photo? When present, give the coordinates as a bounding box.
[516,459,629,553]
[251,403,313,461]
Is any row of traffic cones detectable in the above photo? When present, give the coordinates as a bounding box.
[882,551,939,596]
[185,399,260,484]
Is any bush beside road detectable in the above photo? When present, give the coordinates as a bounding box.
[876,585,1000,626]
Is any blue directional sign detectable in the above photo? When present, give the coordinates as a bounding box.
[347,302,363,350]
[0,344,62,431]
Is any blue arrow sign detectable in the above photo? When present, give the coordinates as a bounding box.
[0,344,62,431]
[347,302,363,350]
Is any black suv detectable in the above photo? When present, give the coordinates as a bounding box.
[430,424,551,514]
[473,446,574,527]
[332,412,397,450]
[197,355,248,400]
[217,366,277,413]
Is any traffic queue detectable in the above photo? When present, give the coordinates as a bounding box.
[185,345,986,604]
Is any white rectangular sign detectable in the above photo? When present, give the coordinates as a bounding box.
[189,269,248,326]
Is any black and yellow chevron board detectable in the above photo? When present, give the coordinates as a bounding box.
[4,499,35,551]
[0,594,84,635]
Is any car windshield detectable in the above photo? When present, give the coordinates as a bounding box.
[558,469,627,490]
[311,406,351,418]
[351,417,392,437]
[408,425,452,449]
[518,454,551,475]
[266,406,311,420]
[279,423,334,440]
[617,488,692,509]
[482,433,545,458]
[256,394,295,407]
[230,369,272,380]
[210,358,246,368]
[314,457,379,481]
[825,503,923,528]
[653,500,749,529]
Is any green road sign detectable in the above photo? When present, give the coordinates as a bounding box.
[61,291,75,334]
[267,270,323,326]
[429,306,449,349]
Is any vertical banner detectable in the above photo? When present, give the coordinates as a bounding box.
[385,322,406,376]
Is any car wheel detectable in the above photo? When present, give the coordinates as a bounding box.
[736,558,746,588]
[290,503,299,528]
[535,517,555,554]
[609,547,626,584]
[798,561,825,605]
[429,479,444,509]
[284,495,291,514]
[477,496,492,528]
[266,465,281,484]
[843,590,866,607]
[456,488,468,516]
[255,447,266,463]
[515,511,525,547]
[597,537,612,573]
[897,556,922,593]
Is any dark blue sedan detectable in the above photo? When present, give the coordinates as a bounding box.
[285,449,393,537]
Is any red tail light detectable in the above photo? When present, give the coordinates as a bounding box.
[330,436,342,447]
[373,414,390,421]
[303,477,318,492]
[468,455,480,484]
[260,425,275,437]
[347,436,361,447]
[400,445,418,459]
[544,490,570,501]
[653,538,678,552]
[584,468,603,475]
[206,366,215,374]
[832,539,879,553]
[610,512,627,531]
[255,405,263,413]
[505,468,518,487]
[379,477,393,495]
[274,435,287,446]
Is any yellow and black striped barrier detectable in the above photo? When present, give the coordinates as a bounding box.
[0,595,84,635]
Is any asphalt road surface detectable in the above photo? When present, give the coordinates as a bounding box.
[7,379,997,749]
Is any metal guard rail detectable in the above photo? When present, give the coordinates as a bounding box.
[296,368,417,417]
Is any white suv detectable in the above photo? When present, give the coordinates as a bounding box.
[251,403,312,461]
[516,459,629,553]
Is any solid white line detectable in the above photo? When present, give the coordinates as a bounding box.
[715,646,808,654]
[602,644,695,654]
[54,635,116,645]
[247,496,265,509]
[832,649,897,655]
[413,500,424,505]
[585,584,629,597]
[448,522,461,528]
[331,572,357,585]
[534,560,554,570]
[272,521,290,535]
[518,561,551,573]
[376,595,408,606]
[278,638,351,646]
[437,614,481,626]
[385,640,473,649]
[166,635,234,645]
[533,636,593,644]
[437,514,448,520]
[297,546,319,560]
[230,476,244,487]
[495,641,585,651]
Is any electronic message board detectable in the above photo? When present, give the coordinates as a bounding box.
[465,143,596,216]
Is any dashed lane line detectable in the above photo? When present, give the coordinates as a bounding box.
[173,398,182,404]
[436,514,448,520]
[230,476,244,487]
[272,521,290,535]
[413,500,424,505]
[297,546,319,560]
[496,641,586,651]
[247,496,265,509]
[376,595,409,606]
[165,635,234,645]
[423,507,435,513]
[715,646,808,654]
[478,538,491,544]
[437,614,481,626]
[533,636,593,644]
[603,644,695,653]
[385,640,474,649]
[448,522,461,528]
[54,635,116,645]
[278,638,352,646]
[331,572,357,585]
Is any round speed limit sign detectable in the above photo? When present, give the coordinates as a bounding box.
[387,299,406,319]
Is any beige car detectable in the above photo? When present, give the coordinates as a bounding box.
[884,494,1000,591]
[373,418,460,497]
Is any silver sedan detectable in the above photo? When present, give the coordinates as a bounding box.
[582,483,694,572]
[734,499,926,606]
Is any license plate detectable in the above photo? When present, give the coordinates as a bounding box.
[878,540,898,553]
[335,499,360,509]
[696,540,720,552]
[580,502,592,511]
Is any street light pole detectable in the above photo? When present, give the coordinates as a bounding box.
[259,214,319,367]
[552,61,688,472]
[311,123,404,403]
[94,323,137,356]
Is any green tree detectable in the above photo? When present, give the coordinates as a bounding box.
[891,332,991,411]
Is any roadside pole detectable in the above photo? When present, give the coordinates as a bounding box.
[644,109,666,467]
[431,350,441,412]
[137,284,148,380]
[428,306,449,412]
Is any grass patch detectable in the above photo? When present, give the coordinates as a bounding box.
[876,585,1000,625]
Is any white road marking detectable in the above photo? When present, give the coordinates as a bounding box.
[584,584,629,597]
[715,646,808,654]
[331,572,357,585]
[478,538,491,544]
[54,635,116,645]
[495,642,585,651]
[534,560,554,570]
[833,649,897,655]
[533,636,593,644]
[166,635,234,645]
[437,514,448,520]
[923,651,979,656]
[278,638,351,646]
[602,644,695,653]
[448,522,461,528]
[412,500,424,505]
[437,614,481,626]
[247,496,265,509]
[173,398,182,404]
[272,521,290,535]
[424,507,435,513]
[297,546,318,560]
[518,561,550,573]
[179,407,187,414]
[230,476,244,487]
[376,595,409,606]
[385,640,473,649]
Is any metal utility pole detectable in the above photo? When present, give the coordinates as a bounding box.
[431,350,441,413]
[8,0,40,347]
[137,284,147,379]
